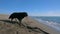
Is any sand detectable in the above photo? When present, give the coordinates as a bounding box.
[0,14,60,34]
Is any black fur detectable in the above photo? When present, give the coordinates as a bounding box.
[9,12,28,23]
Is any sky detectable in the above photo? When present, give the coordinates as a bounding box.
[0,0,60,16]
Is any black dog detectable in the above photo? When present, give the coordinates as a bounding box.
[9,12,28,25]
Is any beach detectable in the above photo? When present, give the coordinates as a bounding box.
[0,14,60,34]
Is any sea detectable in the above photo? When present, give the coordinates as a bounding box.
[31,16,60,31]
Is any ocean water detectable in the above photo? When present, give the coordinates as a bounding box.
[31,16,60,31]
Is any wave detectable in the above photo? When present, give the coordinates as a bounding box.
[35,18,60,31]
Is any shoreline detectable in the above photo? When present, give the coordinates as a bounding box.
[22,17,60,34]
[35,19,60,32]
[34,18,60,34]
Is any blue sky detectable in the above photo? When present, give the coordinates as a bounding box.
[0,0,60,16]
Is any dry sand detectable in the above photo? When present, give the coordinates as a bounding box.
[0,14,60,34]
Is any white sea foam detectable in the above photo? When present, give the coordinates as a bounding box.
[35,18,60,31]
